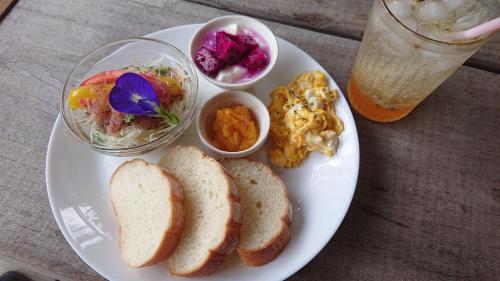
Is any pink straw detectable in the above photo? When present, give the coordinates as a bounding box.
[452,17,500,40]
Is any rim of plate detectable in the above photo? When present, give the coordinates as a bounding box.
[46,23,359,281]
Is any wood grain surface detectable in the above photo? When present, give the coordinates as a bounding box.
[0,0,499,281]
[0,256,58,281]
[188,0,500,73]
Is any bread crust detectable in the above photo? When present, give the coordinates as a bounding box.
[237,206,291,266]
[219,158,293,266]
[110,159,185,268]
[165,146,242,277]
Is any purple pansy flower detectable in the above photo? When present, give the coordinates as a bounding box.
[109,72,180,124]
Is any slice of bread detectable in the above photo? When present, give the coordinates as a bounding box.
[158,146,242,276]
[109,159,185,267]
[219,158,292,266]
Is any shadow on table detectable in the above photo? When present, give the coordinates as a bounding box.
[288,81,500,280]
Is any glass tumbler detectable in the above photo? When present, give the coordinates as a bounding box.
[348,0,498,122]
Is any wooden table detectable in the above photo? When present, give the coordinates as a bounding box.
[0,1,498,280]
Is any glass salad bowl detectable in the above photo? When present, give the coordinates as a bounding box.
[60,38,198,156]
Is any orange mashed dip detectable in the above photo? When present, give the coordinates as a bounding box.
[211,105,259,152]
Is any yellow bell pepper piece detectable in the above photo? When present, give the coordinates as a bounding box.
[68,84,113,109]
[158,76,182,96]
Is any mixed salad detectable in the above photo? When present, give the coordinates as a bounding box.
[68,65,187,148]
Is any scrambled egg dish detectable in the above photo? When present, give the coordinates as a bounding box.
[268,71,344,167]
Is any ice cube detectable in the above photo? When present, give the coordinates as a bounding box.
[417,22,443,40]
[452,4,488,31]
[415,0,453,22]
[223,24,240,35]
[371,11,386,33]
[442,0,468,11]
[419,48,466,73]
[417,20,459,42]
[215,65,247,83]
[387,0,413,18]
[379,30,414,57]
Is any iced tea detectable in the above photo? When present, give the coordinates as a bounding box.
[349,0,499,122]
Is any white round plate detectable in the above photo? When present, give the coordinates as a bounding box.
[46,24,359,281]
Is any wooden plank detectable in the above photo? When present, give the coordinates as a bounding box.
[0,0,499,281]
[188,0,500,73]
[0,0,17,22]
[0,256,59,281]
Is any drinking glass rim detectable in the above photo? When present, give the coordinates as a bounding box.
[380,0,496,46]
